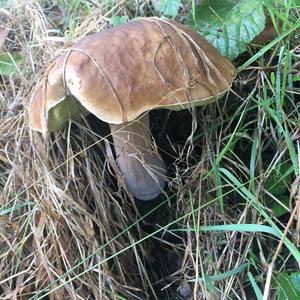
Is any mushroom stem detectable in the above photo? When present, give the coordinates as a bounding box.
[109,114,166,201]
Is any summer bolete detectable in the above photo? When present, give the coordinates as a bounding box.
[29,17,236,201]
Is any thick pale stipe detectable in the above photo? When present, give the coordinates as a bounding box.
[110,114,166,201]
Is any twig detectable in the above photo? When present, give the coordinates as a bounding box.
[263,196,300,300]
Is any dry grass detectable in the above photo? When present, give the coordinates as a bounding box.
[1,1,299,300]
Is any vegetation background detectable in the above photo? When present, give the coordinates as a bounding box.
[0,0,299,299]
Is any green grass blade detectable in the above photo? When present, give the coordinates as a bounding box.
[248,272,263,300]
[250,130,259,194]
[238,20,300,72]
[189,263,248,282]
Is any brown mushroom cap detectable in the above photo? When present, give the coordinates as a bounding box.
[29,17,235,132]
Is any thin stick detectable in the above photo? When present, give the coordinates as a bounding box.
[263,196,300,300]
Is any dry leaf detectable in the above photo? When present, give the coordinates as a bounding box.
[0,29,9,53]
[253,18,282,46]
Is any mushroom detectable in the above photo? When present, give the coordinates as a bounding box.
[28,17,236,201]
